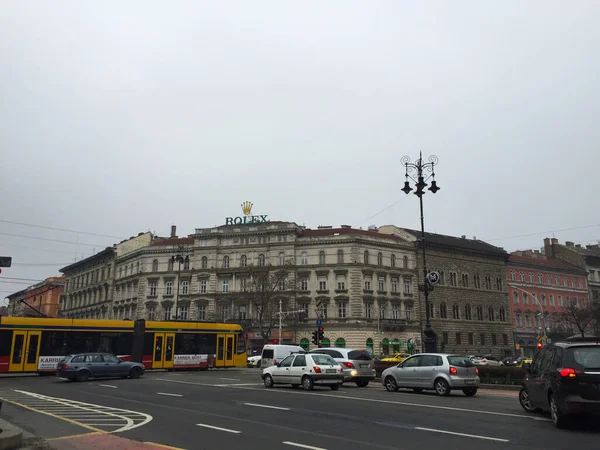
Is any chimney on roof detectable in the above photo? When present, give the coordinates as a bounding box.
[551,238,558,244]
[566,241,574,247]
[461,235,466,239]
[544,238,555,259]
[473,236,477,240]
[576,244,582,249]
[171,225,177,238]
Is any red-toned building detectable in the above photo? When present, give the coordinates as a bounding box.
[507,251,590,357]
[6,276,65,318]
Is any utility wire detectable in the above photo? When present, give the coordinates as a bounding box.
[0,277,44,282]
[354,197,408,227]
[0,232,106,248]
[485,224,600,242]
[0,219,125,239]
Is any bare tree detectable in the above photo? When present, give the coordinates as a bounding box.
[560,303,596,338]
[241,260,296,346]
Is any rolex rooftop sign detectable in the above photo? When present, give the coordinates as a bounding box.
[225,201,269,225]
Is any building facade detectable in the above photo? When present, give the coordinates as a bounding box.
[507,250,590,357]
[59,247,116,319]
[378,226,514,359]
[107,221,421,354]
[6,277,65,317]
[543,238,600,306]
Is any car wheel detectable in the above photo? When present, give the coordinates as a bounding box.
[76,370,90,382]
[263,374,274,388]
[519,387,541,413]
[302,376,314,391]
[256,360,261,369]
[330,384,340,391]
[413,388,423,394]
[355,380,369,388]
[434,378,451,396]
[129,367,142,379]
[463,388,478,397]
[384,376,399,392]
[550,394,569,429]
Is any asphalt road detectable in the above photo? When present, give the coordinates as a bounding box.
[1,368,599,450]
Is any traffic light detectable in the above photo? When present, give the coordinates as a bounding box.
[537,342,543,349]
[311,331,318,345]
[318,327,324,341]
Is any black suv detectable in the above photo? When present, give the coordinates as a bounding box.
[518,340,600,428]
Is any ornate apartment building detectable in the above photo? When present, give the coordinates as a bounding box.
[59,221,421,354]
[378,226,515,358]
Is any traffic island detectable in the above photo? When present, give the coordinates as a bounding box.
[0,417,23,450]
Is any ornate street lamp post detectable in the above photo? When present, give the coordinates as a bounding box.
[401,152,440,352]
[170,244,190,321]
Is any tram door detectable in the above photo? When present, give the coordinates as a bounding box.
[215,333,234,368]
[152,332,175,369]
[9,331,42,373]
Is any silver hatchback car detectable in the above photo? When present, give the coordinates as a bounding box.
[381,353,480,396]
[309,348,376,387]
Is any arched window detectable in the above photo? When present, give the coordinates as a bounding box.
[440,303,447,319]
[515,311,522,328]
[136,262,140,273]
[429,302,434,318]
[279,252,285,265]
[488,307,495,321]
[392,338,400,353]
[184,258,190,270]
[335,337,346,348]
[464,304,472,320]
[403,256,409,268]
[321,337,330,347]
[258,254,265,267]
[337,250,344,264]
[377,252,383,266]
[476,306,484,321]
[452,304,460,319]
[499,307,506,322]
[240,255,247,267]
[223,256,230,268]
[124,265,128,277]
[201,256,208,269]
[390,254,396,267]
[152,260,158,272]
[300,338,310,351]
[381,338,390,355]
[301,252,308,265]
[167,259,174,272]
[319,251,326,265]
[366,338,374,354]
[364,251,369,265]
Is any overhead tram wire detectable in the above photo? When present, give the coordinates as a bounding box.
[354,197,408,228]
[0,232,107,248]
[485,223,600,242]
[0,219,126,240]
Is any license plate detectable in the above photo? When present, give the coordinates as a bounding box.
[360,364,370,368]
[464,380,475,385]
[326,369,337,374]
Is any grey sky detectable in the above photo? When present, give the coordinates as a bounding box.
[2,1,599,302]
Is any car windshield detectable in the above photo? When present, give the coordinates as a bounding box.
[566,346,600,370]
[311,355,337,366]
[348,350,372,361]
[447,356,475,367]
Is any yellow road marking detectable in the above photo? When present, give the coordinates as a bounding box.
[144,443,186,449]
[0,396,106,433]
[47,432,103,441]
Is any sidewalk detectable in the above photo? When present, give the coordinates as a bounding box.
[45,433,182,450]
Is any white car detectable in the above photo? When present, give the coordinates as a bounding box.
[261,353,344,390]
[247,355,261,368]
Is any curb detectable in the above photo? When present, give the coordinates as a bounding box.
[480,384,521,391]
[0,417,23,450]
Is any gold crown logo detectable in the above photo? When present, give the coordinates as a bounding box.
[241,201,253,216]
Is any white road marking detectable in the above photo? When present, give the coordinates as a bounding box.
[158,378,536,420]
[414,427,509,442]
[214,383,263,387]
[283,442,327,450]
[157,392,183,397]
[220,377,241,381]
[244,402,290,411]
[99,384,118,389]
[196,423,241,434]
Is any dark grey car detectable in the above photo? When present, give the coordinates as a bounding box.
[56,353,145,382]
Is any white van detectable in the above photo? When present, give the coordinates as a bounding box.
[260,344,305,369]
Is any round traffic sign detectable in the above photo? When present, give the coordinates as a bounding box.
[427,271,440,285]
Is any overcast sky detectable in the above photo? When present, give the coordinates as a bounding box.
[2,1,599,303]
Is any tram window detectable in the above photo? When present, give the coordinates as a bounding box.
[114,333,134,355]
[236,333,246,355]
[40,331,69,356]
[175,334,196,354]
[143,333,155,355]
[197,334,217,354]
[0,330,13,356]
[226,337,233,360]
